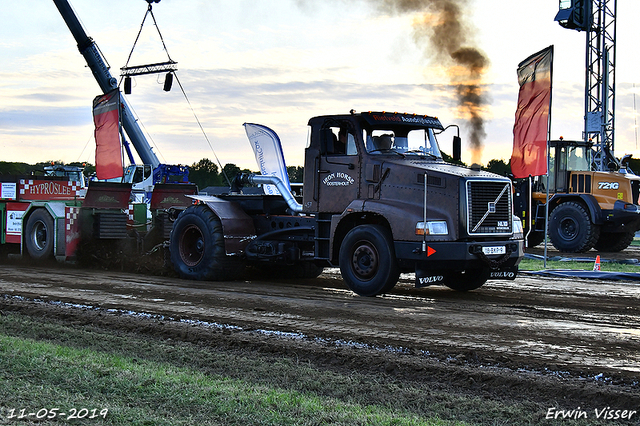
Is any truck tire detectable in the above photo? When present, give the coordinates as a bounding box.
[339,224,400,296]
[548,201,600,253]
[25,209,55,260]
[445,268,490,292]
[295,262,325,279]
[594,231,635,252]
[170,205,241,281]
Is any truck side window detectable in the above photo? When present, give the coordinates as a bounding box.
[133,166,143,184]
[324,126,357,156]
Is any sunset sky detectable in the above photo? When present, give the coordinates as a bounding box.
[1,1,639,170]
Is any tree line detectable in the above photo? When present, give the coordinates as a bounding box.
[6,156,640,190]
[0,159,305,190]
[0,158,508,189]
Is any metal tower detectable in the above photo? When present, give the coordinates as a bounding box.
[555,0,617,171]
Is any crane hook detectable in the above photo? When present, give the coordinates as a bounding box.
[145,0,160,10]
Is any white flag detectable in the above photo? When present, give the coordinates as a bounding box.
[243,123,291,195]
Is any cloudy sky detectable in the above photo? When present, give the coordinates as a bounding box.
[1,0,639,170]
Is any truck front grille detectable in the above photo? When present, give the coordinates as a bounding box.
[466,180,512,235]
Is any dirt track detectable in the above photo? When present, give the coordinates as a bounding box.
[0,258,639,421]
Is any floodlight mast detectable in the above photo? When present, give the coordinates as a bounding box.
[555,0,617,171]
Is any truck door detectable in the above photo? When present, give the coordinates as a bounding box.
[317,123,360,213]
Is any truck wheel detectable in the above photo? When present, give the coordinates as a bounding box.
[25,209,55,260]
[548,201,600,253]
[594,231,635,252]
[297,262,325,279]
[339,224,400,296]
[527,232,545,248]
[170,205,241,280]
[445,268,490,292]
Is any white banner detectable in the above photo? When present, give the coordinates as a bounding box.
[243,123,291,195]
[1,183,17,200]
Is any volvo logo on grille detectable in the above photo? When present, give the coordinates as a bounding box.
[472,183,510,233]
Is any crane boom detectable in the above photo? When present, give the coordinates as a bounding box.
[53,0,161,169]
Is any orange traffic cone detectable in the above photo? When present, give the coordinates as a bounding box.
[593,255,601,271]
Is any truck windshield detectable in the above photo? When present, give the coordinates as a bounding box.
[365,128,442,159]
[44,168,84,183]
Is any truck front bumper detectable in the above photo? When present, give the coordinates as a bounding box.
[394,239,525,284]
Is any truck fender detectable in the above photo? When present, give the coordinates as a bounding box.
[550,194,603,225]
[329,199,426,262]
[188,195,256,255]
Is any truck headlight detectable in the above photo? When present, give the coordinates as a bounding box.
[416,221,448,236]
[511,215,524,240]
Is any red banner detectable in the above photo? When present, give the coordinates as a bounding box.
[93,90,123,180]
[511,46,553,179]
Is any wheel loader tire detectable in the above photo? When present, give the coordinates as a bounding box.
[594,231,635,252]
[25,209,55,261]
[548,201,600,253]
[339,224,400,296]
[169,205,242,281]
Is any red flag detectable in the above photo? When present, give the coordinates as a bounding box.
[511,46,553,178]
[93,89,123,180]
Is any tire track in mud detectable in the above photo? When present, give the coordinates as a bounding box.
[0,263,638,381]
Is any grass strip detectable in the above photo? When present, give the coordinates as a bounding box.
[520,257,640,273]
[0,315,463,426]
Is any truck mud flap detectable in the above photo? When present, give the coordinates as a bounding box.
[83,182,132,209]
[415,266,518,288]
[488,267,518,280]
[415,271,447,288]
[150,183,197,210]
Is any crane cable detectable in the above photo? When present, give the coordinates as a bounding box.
[120,0,231,187]
[120,1,174,82]
[173,73,232,187]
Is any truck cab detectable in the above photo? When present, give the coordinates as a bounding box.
[301,111,524,294]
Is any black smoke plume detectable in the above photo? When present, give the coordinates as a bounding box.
[377,0,489,163]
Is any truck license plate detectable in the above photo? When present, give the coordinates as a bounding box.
[482,246,506,255]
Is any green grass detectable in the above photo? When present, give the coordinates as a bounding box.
[520,257,640,272]
[0,334,456,426]
[0,313,470,426]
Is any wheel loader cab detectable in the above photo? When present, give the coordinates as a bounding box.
[536,140,593,194]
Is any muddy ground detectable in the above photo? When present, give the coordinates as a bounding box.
[0,249,639,423]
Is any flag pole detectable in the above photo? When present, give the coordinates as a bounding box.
[543,45,555,269]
